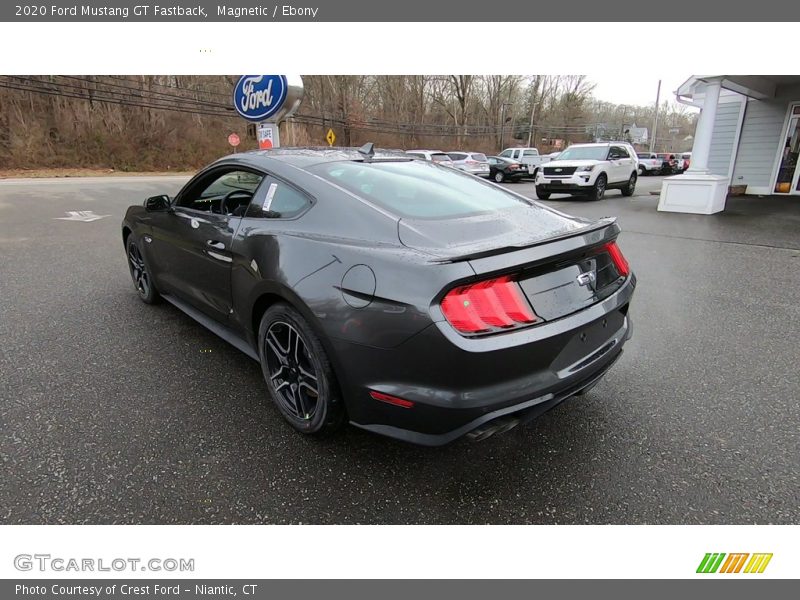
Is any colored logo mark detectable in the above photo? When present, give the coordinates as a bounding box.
[696,553,773,574]
[233,75,288,122]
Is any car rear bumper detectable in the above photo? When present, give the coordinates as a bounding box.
[334,276,635,445]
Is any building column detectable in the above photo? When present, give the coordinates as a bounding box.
[657,79,729,215]
[686,80,722,174]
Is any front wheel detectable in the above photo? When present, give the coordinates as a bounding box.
[621,172,637,196]
[258,303,345,436]
[126,236,159,304]
[638,165,646,176]
[588,173,607,201]
[535,186,551,200]
[493,171,505,183]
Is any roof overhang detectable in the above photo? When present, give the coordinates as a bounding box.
[676,75,800,105]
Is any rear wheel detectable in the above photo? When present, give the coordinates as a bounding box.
[494,171,505,183]
[258,303,345,436]
[126,236,159,304]
[588,173,607,201]
[535,186,550,200]
[638,165,646,176]
[621,172,637,196]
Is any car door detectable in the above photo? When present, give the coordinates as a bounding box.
[147,166,266,323]
[618,146,635,181]
[606,146,627,183]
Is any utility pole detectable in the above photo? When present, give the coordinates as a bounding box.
[650,79,661,153]
[500,102,513,151]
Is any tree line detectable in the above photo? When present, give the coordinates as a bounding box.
[0,75,698,171]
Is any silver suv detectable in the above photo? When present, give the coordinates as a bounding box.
[534,142,639,201]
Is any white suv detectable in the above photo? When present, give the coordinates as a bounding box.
[535,142,639,201]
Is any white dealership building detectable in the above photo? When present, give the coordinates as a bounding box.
[658,75,800,214]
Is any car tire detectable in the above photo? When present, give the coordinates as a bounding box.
[494,171,505,183]
[621,172,637,197]
[535,187,551,200]
[126,236,160,304]
[258,303,345,436]
[638,165,646,176]
[588,173,607,201]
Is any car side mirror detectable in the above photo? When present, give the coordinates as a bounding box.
[144,195,171,211]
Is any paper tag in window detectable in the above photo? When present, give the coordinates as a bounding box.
[263,183,278,211]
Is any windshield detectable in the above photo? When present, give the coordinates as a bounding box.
[555,146,608,161]
[431,153,452,162]
[311,160,527,219]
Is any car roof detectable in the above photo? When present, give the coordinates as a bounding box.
[213,146,410,170]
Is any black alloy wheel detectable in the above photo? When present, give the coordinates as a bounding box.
[622,172,637,197]
[127,238,159,304]
[589,174,607,201]
[258,303,344,435]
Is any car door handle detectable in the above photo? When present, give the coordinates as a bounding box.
[206,240,225,250]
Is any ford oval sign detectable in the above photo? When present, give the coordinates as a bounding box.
[233,75,288,122]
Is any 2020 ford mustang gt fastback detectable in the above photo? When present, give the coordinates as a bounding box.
[122,146,635,445]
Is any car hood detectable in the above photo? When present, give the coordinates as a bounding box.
[545,159,603,168]
[397,203,602,261]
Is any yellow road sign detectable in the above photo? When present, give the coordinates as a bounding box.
[326,128,336,146]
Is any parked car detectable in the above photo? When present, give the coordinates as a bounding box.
[447,151,491,177]
[487,155,528,182]
[405,149,455,167]
[122,145,635,445]
[535,142,639,201]
[676,152,691,172]
[636,152,666,176]
[498,147,545,177]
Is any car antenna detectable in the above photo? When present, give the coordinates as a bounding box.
[357,142,375,161]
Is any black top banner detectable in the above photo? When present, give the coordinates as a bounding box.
[2,0,798,21]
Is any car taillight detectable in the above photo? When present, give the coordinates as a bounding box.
[509,163,520,169]
[441,275,539,334]
[604,241,630,277]
[369,390,415,408]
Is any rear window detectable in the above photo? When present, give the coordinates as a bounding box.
[431,153,451,162]
[470,153,488,161]
[448,152,467,160]
[311,160,527,219]
[522,150,539,157]
[637,153,651,159]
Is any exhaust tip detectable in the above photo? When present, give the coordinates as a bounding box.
[466,416,520,442]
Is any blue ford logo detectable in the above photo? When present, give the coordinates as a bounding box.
[233,75,288,122]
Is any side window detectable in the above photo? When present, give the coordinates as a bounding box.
[177,168,263,213]
[245,177,312,219]
[608,146,624,160]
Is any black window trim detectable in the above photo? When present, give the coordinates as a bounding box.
[174,164,268,214]
[242,171,316,221]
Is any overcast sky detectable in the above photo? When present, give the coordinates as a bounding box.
[590,75,694,108]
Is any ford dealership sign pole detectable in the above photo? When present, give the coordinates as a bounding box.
[232,75,304,149]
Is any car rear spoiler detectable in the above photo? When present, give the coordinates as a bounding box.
[429,218,619,269]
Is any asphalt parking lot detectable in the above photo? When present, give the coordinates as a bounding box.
[1,174,799,524]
